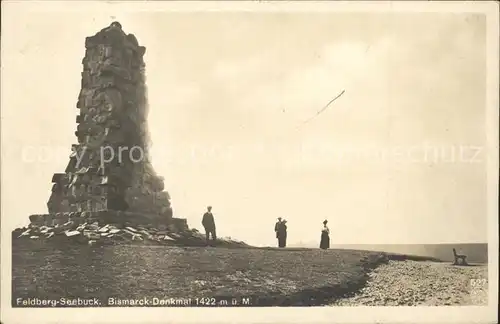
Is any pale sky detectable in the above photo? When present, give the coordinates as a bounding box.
[1,6,493,246]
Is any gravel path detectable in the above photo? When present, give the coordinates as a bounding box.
[332,260,488,306]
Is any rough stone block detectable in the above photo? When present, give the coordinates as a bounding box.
[28,214,45,226]
[98,225,110,232]
[65,230,81,237]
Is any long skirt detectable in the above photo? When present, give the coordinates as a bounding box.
[278,234,287,248]
[320,232,330,249]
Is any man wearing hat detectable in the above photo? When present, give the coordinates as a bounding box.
[274,217,282,242]
[274,218,287,248]
[202,206,217,245]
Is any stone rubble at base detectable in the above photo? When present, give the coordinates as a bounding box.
[13,220,249,248]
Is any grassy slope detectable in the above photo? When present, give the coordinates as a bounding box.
[12,241,438,306]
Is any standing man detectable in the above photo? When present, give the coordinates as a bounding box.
[202,206,217,245]
[274,217,282,247]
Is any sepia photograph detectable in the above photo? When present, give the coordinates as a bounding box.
[1,1,498,323]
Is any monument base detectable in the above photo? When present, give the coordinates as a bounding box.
[28,211,188,232]
[14,211,249,248]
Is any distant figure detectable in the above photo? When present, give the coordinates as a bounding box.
[320,220,330,250]
[274,217,282,243]
[277,219,288,248]
[202,206,217,245]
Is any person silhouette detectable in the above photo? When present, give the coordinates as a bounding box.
[274,217,282,245]
[202,206,217,245]
[277,219,287,248]
[320,220,330,250]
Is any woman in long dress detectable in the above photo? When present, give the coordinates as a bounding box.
[278,220,288,248]
[320,220,330,250]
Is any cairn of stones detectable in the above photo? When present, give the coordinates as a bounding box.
[45,22,173,219]
[13,22,249,248]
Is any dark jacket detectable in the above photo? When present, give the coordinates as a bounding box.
[202,212,215,229]
[274,221,281,232]
[276,222,287,238]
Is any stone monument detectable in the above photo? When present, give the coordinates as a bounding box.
[29,22,183,230]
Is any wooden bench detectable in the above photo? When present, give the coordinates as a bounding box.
[452,248,468,265]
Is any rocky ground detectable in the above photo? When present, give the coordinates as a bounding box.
[12,221,249,248]
[331,260,488,306]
